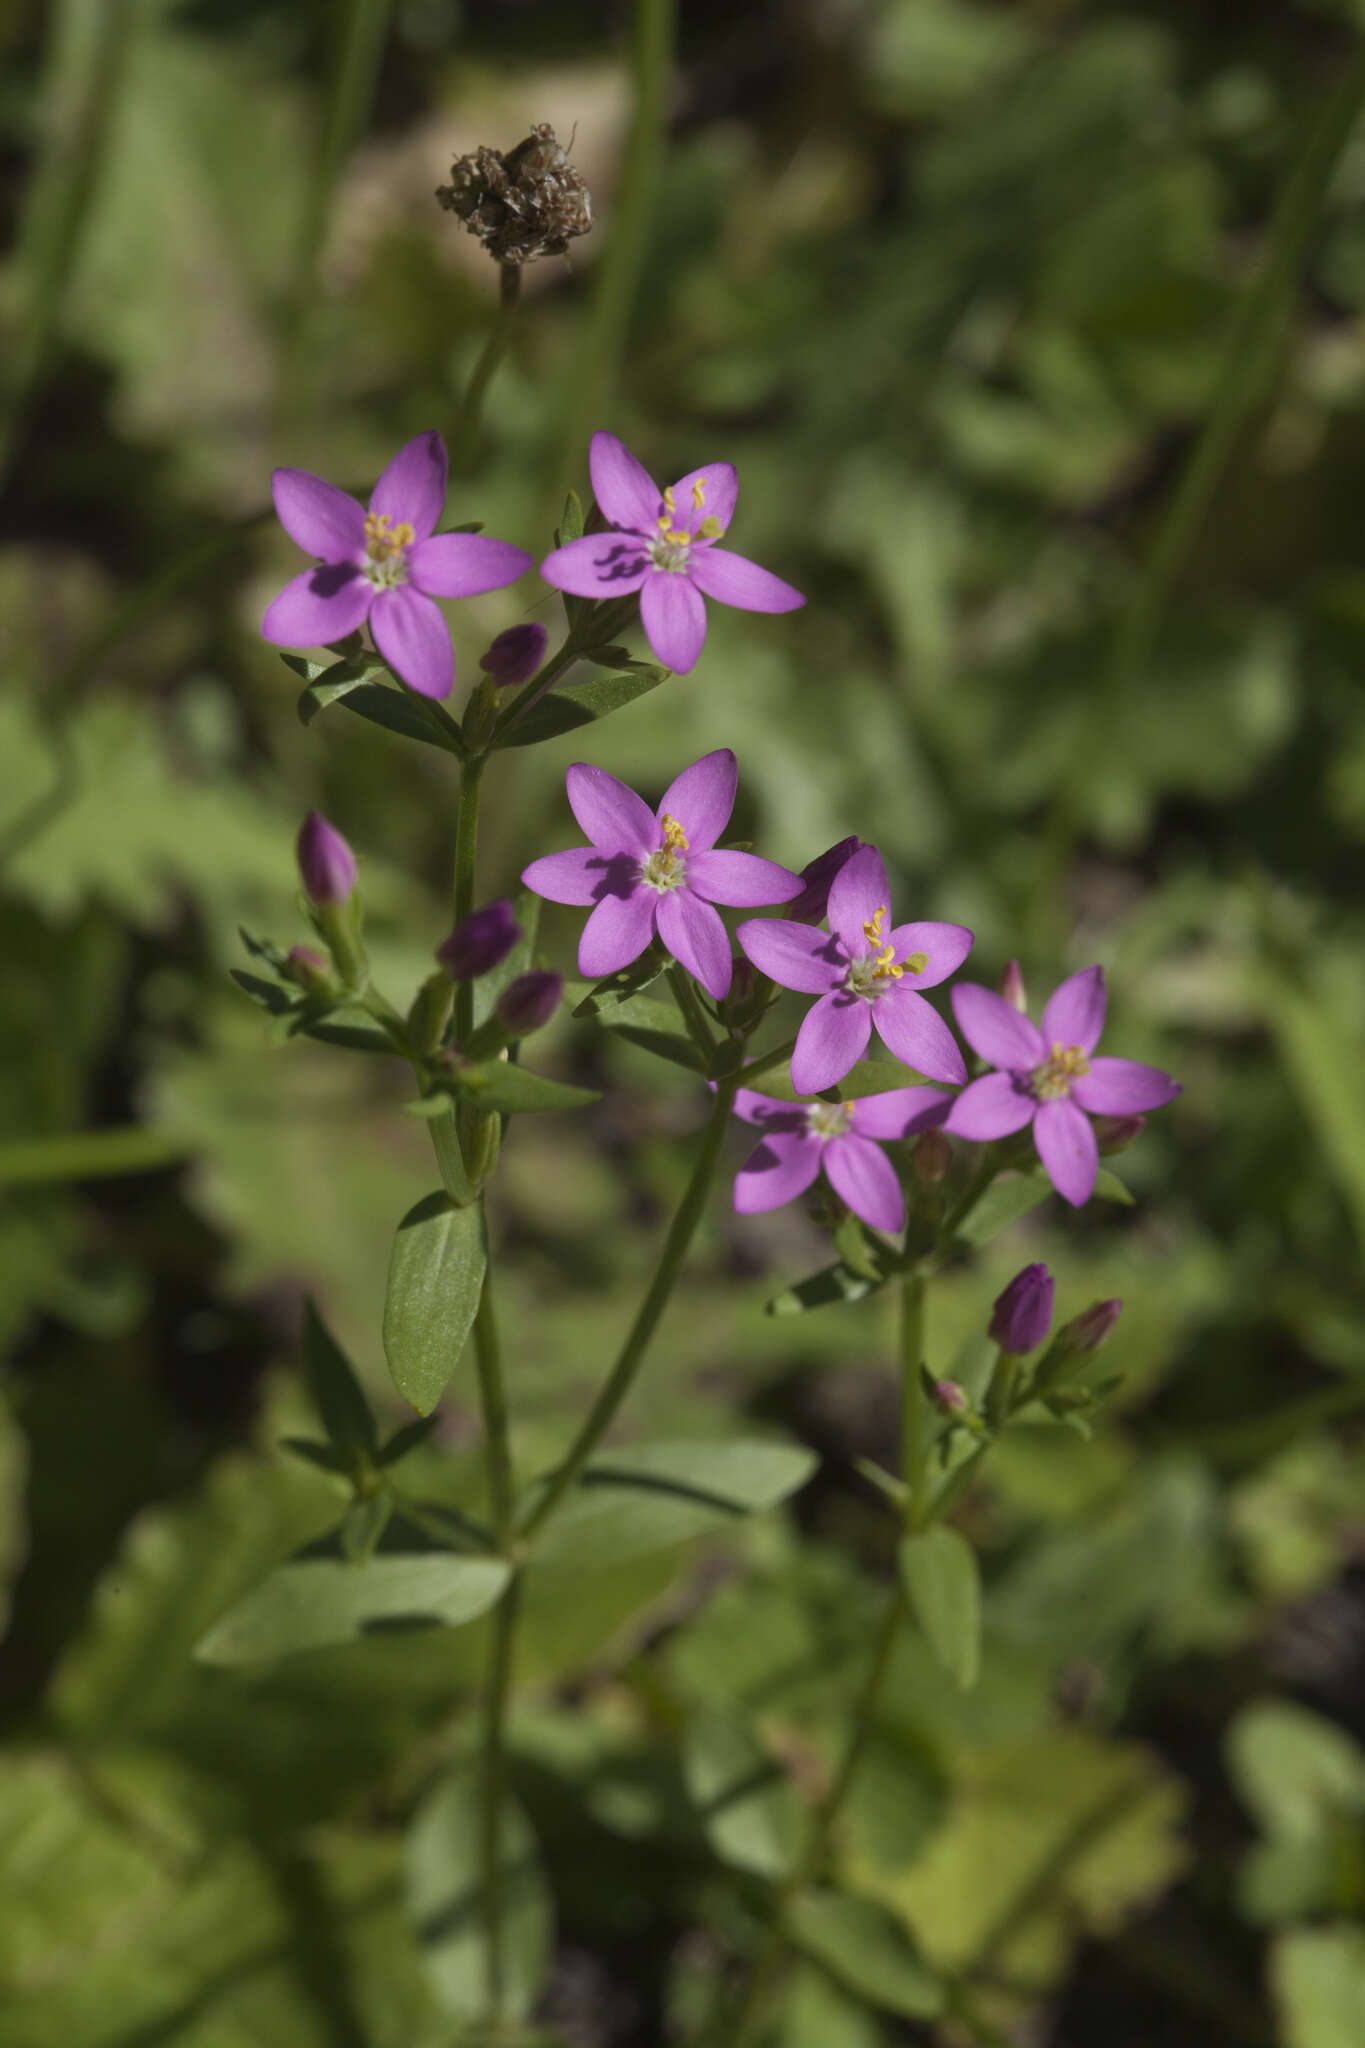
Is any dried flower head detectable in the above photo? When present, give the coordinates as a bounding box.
[436,123,592,267]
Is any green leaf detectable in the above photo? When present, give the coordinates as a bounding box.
[450,1062,600,1115]
[378,1414,441,1467]
[757,1060,927,1104]
[610,1025,707,1073]
[768,1262,888,1316]
[1271,1926,1365,2048]
[557,487,585,545]
[406,1771,554,2022]
[900,1526,982,1689]
[195,1551,510,1664]
[279,1434,348,1476]
[493,663,667,749]
[528,1439,817,1571]
[303,1297,378,1460]
[383,1192,486,1415]
[953,1169,1052,1245]
[684,1710,802,1879]
[298,673,465,755]
[570,956,670,1016]
[231,967,295,1016]
[785,1889,945,2019]
[1094,1167,1135,1205]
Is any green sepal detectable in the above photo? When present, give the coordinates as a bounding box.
[556,488,585,545]
[303,1298,379,1463]
[492,661,667,750]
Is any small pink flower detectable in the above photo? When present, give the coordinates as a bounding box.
[538,431,804,675]
[944,967,1181,1206]
[521,748,801,1002]
[262,431,532,700]
[732,1084,950,1235]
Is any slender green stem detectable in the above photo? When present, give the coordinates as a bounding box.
[734,1031,798,1085]
[934,1149,998,1249]
[479,1569,522,2022]
[491,633,581,735]
[472,1213,514,1545]
[0,0,134,487]
[899,1271,928,1525]
[453,264,521,472]
[521,1069,742,1542]
[668,964,718,1061]
[1030,42,1365,945]
[0,1125,186,1187]
[452,754,486,1043]
[551,0,678,497]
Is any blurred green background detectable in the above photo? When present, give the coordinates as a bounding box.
[4,0,1365,2042]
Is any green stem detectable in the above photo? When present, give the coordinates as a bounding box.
[520,1068,742,1542]
[472,1211,514,1544]
[453,264,521,471]
[0,1125,187,1187]
[491,633,582,736]
[899,1271,928,1526]
[735,1031,798,1085]
[452,754,486,1044]
[551,0,677,497]
[1031,41,1365,945]
[479,1569,522,2022]
[668,963,718,1062]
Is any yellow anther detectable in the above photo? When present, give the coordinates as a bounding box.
[873,944,903,980]
[691,477,706,509]
[660,813,689,852]
[697,515,723,540]
[903,950,928,976]
[862,906,887,946]
[364,511,414,560]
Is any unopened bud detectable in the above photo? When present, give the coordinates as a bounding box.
[436,899,521,981]
[997,959,1028,1013]
[912,1128,952,1184]
[296,810,356,906]
[1060,1298,1122,1354]
[989,1263,1054,1354]
[786,837,865,924]
[498,969,562,1037]
[932,1379,968,1416]
[1094,1114,1145,1156]
[284,944,332,993]
[479,622,548,688]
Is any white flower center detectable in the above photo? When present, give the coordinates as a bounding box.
[638,813,689,893]
[1028,1043,1089,1101]
[362,511,412,590]
[807,1100,854,1140]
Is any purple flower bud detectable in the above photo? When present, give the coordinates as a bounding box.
[786,837,865,924]
[912,1128,952,1184]
[989,1263,1054,1354]
[285,944,331,991]
[498,969,562,1036]
[932,1379,968,1415]
[296,810,356,905]
[478,621,549,688]
[436,899,522,981]
[1060,1298,1122,1354]
[997,959,1028,1013]
[1094,1113,1146,1156]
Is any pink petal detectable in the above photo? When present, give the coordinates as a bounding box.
[369,431,448,541]
[261,564,372,648]
[733,1089,807,1131]
[688,546,805,614]
[565,763,657,853]
[271,469,366,559]
[1071,1056,1181,1115]
[825,1134,904,1234]
[851,1087,951,1141]
[407,533,532,598]
[1041,966,1107,1055]
[791,991,871,1095]
[657,748,736,850]
[669,462,738,537]
[688,850,803,907]
[951,984,1046,1070]
[886,920,974,991]
[827,845,892,957]
[873,988,967,1086]
[639,573,708,674]
[657,890,732,1000]
[370,586,453,699]
[589,430,663,532]
[539,533,649,598]
[521,847,636,908]
[736,919,844,995]
[943,1072,1037,1141]
[578,888,657,979]
[734,1128,823,1215]
[1034,1097,1099,1206]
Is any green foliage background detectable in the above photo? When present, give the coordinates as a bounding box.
[3,0,1365,2042]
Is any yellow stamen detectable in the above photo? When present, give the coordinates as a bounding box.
[862,906,887,946]
[691,478,706,509]
[697,515,723,540]
[1030,1042,1091,1101]
[660,813,689,852]
[364,511,414,560]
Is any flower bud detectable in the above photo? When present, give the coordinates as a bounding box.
[284,944,332,993]
[997,959,1028,1013]
[989,1263,1054,1354]
[436,899,521,981]
[498,969,562,1037]
[931,1379,968,1416]
[912,1128,952,1184]
[786,837,865,924]
[1094,1113,1145,1156]
[296,810,356,906]
[1059,1298,1122,1354]
[479,622,548,688]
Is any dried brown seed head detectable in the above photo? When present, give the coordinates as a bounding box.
[436,122,593,267]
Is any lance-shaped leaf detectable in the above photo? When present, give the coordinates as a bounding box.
[526,1439,816,1571]
[900,1525,982,1689]
[383,1192,486,1414]
[291,651,465,755]
[303,1298,378,1463]
[569,956,671,1017]
[194,1552,510,1665]
[407,1772,554,2022]
[448,1063,599,1116]
[785,1889,945,2019]
[610,1026,707,1073]
[768,1262,889,1316]
[493,662,667,750]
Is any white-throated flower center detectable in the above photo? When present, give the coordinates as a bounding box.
[362,511,414,590]
[639,813,689,892]
[844,906,928,1001]
[1029,1042,1090,1101]
[647,479,723,574]
[806,1100,854,1140]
